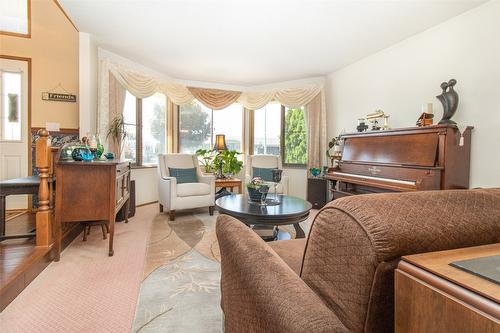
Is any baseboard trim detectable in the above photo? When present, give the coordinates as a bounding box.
[136,201,158,208]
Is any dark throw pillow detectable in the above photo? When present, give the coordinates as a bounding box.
[168,167,198,184]
[252,167,276,182]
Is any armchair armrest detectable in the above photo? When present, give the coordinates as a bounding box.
[198,173,215,186]
[198,173,215,197]
[216,215,347,333]
[158,176,177,207]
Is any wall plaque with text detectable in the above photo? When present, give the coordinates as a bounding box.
[42,92,77,102]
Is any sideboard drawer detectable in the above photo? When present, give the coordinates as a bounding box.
[116,163,130,177]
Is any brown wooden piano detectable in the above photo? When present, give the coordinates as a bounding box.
[327,125,473,199]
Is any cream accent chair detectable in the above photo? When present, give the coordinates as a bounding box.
[158,154,215,221]
[245,155,289,195]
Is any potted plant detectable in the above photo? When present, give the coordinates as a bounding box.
[195,148,215,173]
[246,177,270,202]
[213,150,243,178]
[106,114,127,159]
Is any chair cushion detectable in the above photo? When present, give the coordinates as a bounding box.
[169,167,198,184]
[252,167,276,182]
[177,182,211,197]
[268,239,306,275]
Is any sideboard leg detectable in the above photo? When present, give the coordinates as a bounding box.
[108,216,115,257]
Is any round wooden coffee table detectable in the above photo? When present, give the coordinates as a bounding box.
[215,194,312,239]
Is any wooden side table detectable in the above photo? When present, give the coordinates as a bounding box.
[215,178,242,193]
[395,244,500,332]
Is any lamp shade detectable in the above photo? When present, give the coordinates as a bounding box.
[214,134,227,151]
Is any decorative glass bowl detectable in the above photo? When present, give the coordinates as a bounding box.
[310,167,322,177]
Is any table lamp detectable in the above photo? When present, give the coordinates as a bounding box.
[214,134,227,179]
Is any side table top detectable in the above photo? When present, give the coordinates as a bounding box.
[401,243,500,304]
[215,178,241,185]
[216,194,311,219]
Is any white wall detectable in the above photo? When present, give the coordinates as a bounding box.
[131,168,158,205]
[325,1,500,188]
[79,32,98,136]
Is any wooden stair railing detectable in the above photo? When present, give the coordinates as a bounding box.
[35,129,52,247]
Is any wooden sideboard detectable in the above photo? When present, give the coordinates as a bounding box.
[54,160,131,260]
[395,244,500,333]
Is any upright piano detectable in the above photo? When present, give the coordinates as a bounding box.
[327,125,473,199]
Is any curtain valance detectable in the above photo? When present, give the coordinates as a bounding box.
[98,58,324,124]
[187,87,242,110]
[98,58,327,164]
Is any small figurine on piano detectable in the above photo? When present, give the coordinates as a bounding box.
[416,103,434,127]
[366,110,390,131]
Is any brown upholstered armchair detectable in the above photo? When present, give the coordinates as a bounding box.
[216,189,500,332]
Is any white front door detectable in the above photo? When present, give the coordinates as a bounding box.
[0,58,29,209]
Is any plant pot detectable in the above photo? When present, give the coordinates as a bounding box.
[247,186,269,202]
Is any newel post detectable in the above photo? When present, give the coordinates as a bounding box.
[35,129,52,246]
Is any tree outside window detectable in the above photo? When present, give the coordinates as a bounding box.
[179,101,212,153]
[179,101,243,153]
[283,106,307,165]
[252,104,307,166]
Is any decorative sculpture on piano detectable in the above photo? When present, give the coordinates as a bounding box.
[437,79,459,125]
[366,110,390,131]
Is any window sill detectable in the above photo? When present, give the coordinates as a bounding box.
[282,164,307,170]
[131,164,157,170]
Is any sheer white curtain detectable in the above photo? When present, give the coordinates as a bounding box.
[107,74,126,156]
[304,90,327,170]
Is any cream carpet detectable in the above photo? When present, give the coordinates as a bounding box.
[0,205,156,333]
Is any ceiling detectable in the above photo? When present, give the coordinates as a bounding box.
[60,0,486,86]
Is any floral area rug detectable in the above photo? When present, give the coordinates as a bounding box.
[132,208,223,332]
[133,207,311,333]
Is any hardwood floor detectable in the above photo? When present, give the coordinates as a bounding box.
[0,213,52,311]
[0,243,52,311]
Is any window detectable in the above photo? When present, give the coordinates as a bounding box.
[179,100,212,153]
[122,91,137,162]
[1,71,22,141]
[179,100,243,153]
[142,93,167,165]
[122,91,167,165]
[282,106,307,166]
[212,104,243,152]
[252,104,307,166]
[253,103,281,155]
[0,0,30,36]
